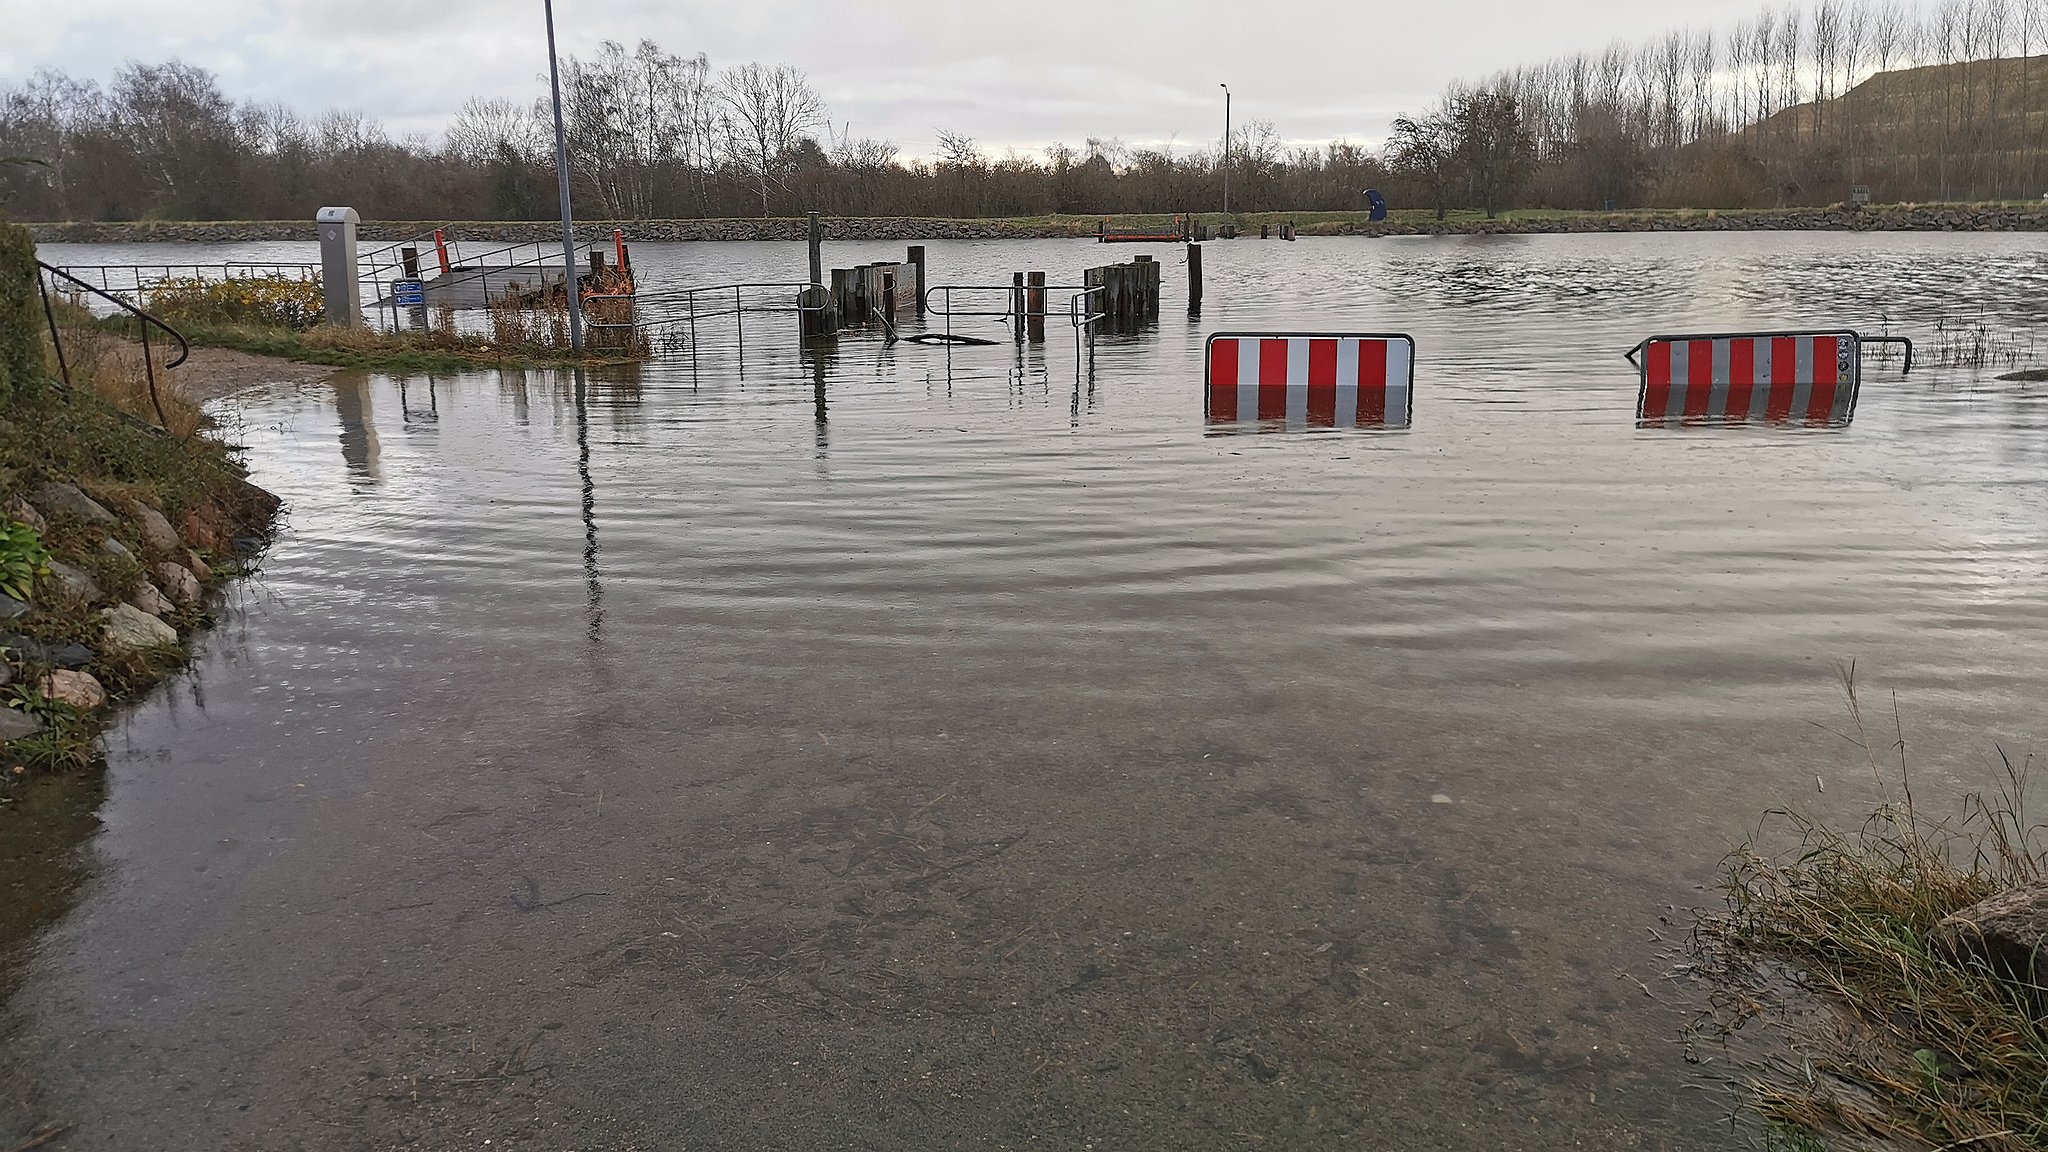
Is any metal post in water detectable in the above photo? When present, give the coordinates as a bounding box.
[807,212,824,287]
[544,0,585,353]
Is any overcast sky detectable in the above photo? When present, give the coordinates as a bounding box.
[4,0,1780,156]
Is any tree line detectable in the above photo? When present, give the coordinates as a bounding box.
[0,45,1399,222]
[3,1,2045,224]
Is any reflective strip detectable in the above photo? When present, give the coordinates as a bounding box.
[1384,339,1412,424]
[1358,339,1388,425]
[1306,339,1339,425]
[1208,339,1238,420]
[1334,338,1360,426]
[1726,339,1756,419]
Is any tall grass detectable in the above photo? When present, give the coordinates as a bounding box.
[39,299,205,438]
[1927,309,2036,370]
[1689,666,2048,1150]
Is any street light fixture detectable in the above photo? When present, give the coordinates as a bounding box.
[545,0,585,353]
[1219,83,1231,217]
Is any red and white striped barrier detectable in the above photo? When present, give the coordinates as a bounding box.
[1635,331,1860,426]
[1205,333,1415,428]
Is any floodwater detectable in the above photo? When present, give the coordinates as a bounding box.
[8,232,2048,1150]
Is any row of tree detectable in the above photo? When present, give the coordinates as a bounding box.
[0,47,1410,221]
[3,1,2045,223]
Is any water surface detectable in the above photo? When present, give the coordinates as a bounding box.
[8,232,2048,1149]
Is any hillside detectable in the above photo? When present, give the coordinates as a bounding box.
[1747,55,2048,201]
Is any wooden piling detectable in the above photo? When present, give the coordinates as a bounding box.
[830,268,856,325]
[1012,272,1026,345]
[1187,244,1202,314]
[1027,271,1047,343]
[908,245,926,315]
[401,247,420,279]
[808,212,824,287]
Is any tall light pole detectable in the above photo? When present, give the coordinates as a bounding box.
[545,0,585,353]
[1219,83,1231,217]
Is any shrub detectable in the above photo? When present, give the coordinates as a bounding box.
[144,275,325,331]
[0,520,51,602]
[0,222,41,405]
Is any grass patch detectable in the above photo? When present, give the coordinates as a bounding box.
[1687,666,2048,1150]
[169,317,648,374]
[45,305,207,437]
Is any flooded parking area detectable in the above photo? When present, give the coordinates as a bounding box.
[8,232,2048,1149]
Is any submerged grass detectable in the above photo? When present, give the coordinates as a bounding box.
[1688,665,2048,1150]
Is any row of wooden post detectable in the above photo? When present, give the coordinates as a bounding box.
[794,210,1202,344]
[800,211,929,342]
[1084,254,1163,334]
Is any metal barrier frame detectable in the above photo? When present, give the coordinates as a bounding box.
[1625,329,1885,427]
[1202,331,1419,428]
[1623,329,1914,375]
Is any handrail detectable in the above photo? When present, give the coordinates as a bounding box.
[634,281,825,330]
[921,284,1091,319]
[1863,336,1915,373]
[37,260,189,431]
[922,283,1098,344]
[1069,286,1107,330]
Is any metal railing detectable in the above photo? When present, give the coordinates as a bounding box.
[51,261,321,310]
[361,238,602,308]
[921,284,1098,342]
[633,282,828,381]
[36,260,189,432]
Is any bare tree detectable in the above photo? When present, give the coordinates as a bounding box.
[716,62,823,216]
[1454,90,1536,216]
[446,97,542,165]
[1386,98,1462,220]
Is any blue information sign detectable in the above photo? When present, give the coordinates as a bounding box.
[393,279,425,306]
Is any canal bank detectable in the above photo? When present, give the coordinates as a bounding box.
[0,222,282,774]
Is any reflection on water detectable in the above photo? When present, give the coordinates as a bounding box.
[331,370,379,482]
[7,233,2048,1150]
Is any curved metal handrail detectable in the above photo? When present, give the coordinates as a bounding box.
[37,260,189,431]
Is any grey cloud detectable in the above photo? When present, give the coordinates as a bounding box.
[5,0,1795,149]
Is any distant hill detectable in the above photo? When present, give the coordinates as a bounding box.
[1746,55,2048,201]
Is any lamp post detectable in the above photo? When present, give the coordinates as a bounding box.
[545,0,585,353]
[1219,83,1231,217]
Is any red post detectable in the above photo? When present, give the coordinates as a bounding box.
[432,229,451,275]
